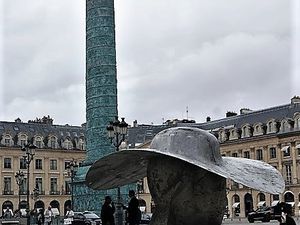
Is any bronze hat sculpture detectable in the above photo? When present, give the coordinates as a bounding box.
[86,127,284,225]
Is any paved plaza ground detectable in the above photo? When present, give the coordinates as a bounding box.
[2,217,300,225]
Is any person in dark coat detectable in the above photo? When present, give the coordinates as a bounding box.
[124,190,141,225]
[101,196,115,225]
[279,202,296,225]
[37,208,45,225]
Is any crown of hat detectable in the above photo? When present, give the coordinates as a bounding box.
[150,127,222,165]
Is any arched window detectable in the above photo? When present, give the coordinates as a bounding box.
[241,124,251,138]
[267,119,277,134]
[63,138,73,150]
[34,136,43,148]
[48,136,57,149]
[17,133,28,147]
[78,138,85,150]
[1,134,13,147]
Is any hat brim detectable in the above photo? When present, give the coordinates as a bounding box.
[86,149,284,194]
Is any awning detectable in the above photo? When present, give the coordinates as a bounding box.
[286,202,295,207]
[281,146,290,152]
[257,201,266,207]
[232,202,240,208]
[296,144,300,149]
[271,200,279,206]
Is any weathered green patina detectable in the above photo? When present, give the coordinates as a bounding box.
[73,0,134,212]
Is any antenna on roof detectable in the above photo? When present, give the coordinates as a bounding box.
[186,106,189,120]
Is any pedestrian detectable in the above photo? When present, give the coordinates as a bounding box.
[279,202,296,225]
[64,206,74,225]
[101,196,115,225]
[44,206,54,225]
[37,208,45,225]
[3,207,13,219]
[123,190,141,225]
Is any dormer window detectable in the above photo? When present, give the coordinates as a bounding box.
[78,138,85,150]
[218,129,227,142]
[48,136,57,149]
[294,113,300,130]
[34,136,43,148]
[266,119,277,134]
[1,134,13,147]
[241,124,251,138]
[280,119,291,133]
[17,133,28,147]
[229,128,239,140]
[253,123,264,136]
[63,138,73,150]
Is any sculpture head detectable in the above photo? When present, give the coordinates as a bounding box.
[147,157,226,225]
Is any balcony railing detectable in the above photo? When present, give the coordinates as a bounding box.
[49,191,60,195]
[3,190,14,195]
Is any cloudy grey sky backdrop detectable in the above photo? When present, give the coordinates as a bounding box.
[0,0,299,126]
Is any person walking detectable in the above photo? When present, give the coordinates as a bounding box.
[64,206,74,225]
[279,203,296,225]
[3,207,13,219]
[44,206,54,225]
[123,190,141,225]
[101,196,115,225]
[37,208,45,225]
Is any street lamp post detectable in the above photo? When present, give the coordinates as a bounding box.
[31,185,40,203]
[67,160,78,210]
[107,116,128,225]
[22,143,36,225]
[15,170,25,212]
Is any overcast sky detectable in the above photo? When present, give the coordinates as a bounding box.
[0,0,299,126]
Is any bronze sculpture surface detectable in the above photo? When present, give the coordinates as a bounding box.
[86,127,284,225]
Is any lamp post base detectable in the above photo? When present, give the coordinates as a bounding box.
[116,204,124,225]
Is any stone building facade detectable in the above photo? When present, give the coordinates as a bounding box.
[0,116,85,216]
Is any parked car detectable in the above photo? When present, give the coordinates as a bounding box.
[72,212,101,225]
[247,205,281,223]
[82,211,102,225]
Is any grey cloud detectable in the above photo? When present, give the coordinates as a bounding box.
[1,0,295,126]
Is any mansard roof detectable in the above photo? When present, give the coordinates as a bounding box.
[128,100,300,145]
[0,120,85,140]
[188,103,300,131]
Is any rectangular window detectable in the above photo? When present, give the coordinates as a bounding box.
[4,138,10,146]
[35,178,43,192]
[65,181,71,195]
[50,160,57,170]
[270,147,277,159]
[285,165,292,184]
[243,151,250,159]
[20,178,27,194]
[283,147,291,157]
[50,178,58,193]
[20,158,27,169]
[35,159,42,170]
[65,161,70,170]
[3,177,12,194]
[4,158,12,169]
[256,149,263,160]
